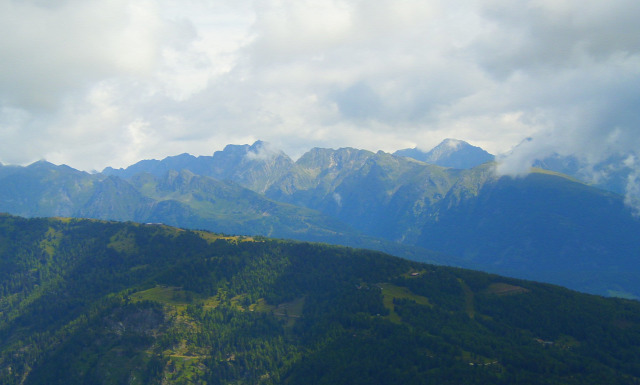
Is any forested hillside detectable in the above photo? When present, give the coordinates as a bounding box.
[2,140,640,299]
[1,214,640,384]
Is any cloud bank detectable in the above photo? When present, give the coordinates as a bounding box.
[0,0,638,199]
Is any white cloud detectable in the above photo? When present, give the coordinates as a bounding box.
[245,141,281,161]
[0,0,638,184]
[0,0,167,111]
[332,192,342,207]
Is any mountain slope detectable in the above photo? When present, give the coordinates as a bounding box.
[131,169,356,242]
[0,161,442,264]
[3,142,640,298]
[266,150,459,242]
[1,215,640,384]
[265,150,640,298]
[420,168,640,298]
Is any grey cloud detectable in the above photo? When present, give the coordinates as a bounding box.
[333,82,383,120]
[497,58,640,168]
[462,1,640,209]
[495,66,640,208]
[473,0,640,77]
[1,0,639,181]
[0,1,170,111]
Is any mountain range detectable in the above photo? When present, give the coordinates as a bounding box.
[1,139,639,299]
[1,215,640,384]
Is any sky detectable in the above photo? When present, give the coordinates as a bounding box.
[1,1,639,187]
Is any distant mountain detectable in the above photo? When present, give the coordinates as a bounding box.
[0,159,444,265]
[267,150,458,243]
[0,160,97,217]
[394,138,495,169]
[103,152,206,179]
[104,141,295,194]
[127,169,361,246]
[419,167,640,298]
[2,215,640,384]
[208,141,295,193]
[263,149,640,298]
[2,141,640,298]
[265,147,379,208]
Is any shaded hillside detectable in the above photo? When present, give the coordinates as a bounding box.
[1,215,640,384]
[0,161,97,217]
[421,168,640,298]
[0,161,439,265]
[267,150,457,242]
[265,153,640,298]
[265,147,376,204]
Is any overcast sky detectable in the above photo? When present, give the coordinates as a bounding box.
[1,0,639,181]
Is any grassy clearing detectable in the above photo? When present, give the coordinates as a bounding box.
[129,286,287,315]
[51,217,74,223]
[250,298,275,313]
[130,286,305,331]
[40,227,63,257]
[461,350,501,368]
[164,354,208,384]
[485,283,530,296]
[194,230,255,244]
[378,283,431,324]
[202,294,222,309]
[272,297,305,327]
[458,279,475,319]
[129,264,149,272]
[229,294,250,310]
[108,229,138,254]
[252,297,305,327]
[402,270,428,279]
[129,286,200,313]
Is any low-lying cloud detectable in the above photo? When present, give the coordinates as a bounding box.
[245,141,282,161]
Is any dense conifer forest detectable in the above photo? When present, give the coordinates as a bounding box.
[1,213,640,384]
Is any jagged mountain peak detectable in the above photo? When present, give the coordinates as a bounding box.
[211,141,294,193]
[214,141,289,162]
[394,139,494,169]
[441,138,465,148]
[246,140,289,161]
[427,138,477,159]
[296,147,374,170]
[27,159,63,171]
